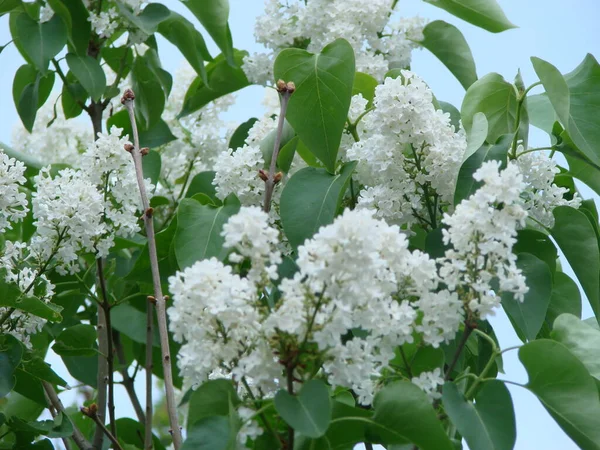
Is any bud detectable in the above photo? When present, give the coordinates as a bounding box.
[273,171,283,184]
[258,169,269,182]
[147,295,156,304]
[145,207,154,219]
[286,81,296,94]
[140,147,150,156]
[276,79,287,92]
[121,89,135,104]
[124,143,134,153]
[164,295,170,302]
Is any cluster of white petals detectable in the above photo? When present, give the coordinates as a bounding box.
[213,145,266,206]
[348,73,466,228]
[245,0,427,83]
[0,151,28,233]
[516,149,581,227]
[440,161,528,318]
[88,0,147,38]
[411,368,444,402]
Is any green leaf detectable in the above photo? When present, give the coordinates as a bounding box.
[228,118,258,150]
[115,1,170,34]
[106,109,175,148]
[566,153,600,196]
[563,54,600,166]
[0,334,23,398]
[174,195,241,268]
[438,100,462,131]
[551,206,600,320]
[0,0,20,15]
[352,72,378,107]
[501,253,552,342]
[179,51,249,118]
[372,381,453,449]
[274,379,331,438]
[527,94,557,134]
[65,53,106,101]
[61,79,86,119]
[8,412,74,438]
[280,161,357,248]
[531,57,570,130]
[442,381,515,450]
[463,112,488,161]
[461,73,518,144]
[158,12,210,83]
[9,13,67,73]
[274,39,355,173]
[116,418,166,450]
[551,314,600,380]
[142,150,161,186]
[185,171,219,203]
[0,276,62,322]
[513,229,557,275]
[19,356,67,387]
[52,324,96,357]
[420,20,477,89]
[56,0,89,55]
[111,303,159,347]
[546,272,582,329]
[131,56,166,130]
[277,136,299,173]
[424,0,516,33]
[183,416,233,450]
[259,119,295,169]
[187,380,240,432]
[519,340,600,449]
[454,133,511,205]
[61,354,97,387]
[12,65,55,132]
[181,0,233,65]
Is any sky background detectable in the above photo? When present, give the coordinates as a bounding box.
[1,1,600,449]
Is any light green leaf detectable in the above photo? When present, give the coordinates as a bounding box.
[420,20,477,89]
[463,112,488,161]
[513,229,557,275]
[183,416,233,450]
[519,340,600,449]
[274,379,331,438]
[158,12,210,83]
[9,12,67,73]
[501,253,552,342]
[531,57,570,129]
[352,72,378,108]
[12,65,55,132]
[551,314,600,380]
[280,161,357,248]
[442,381,515,450]
[179,51,249,118]
[274,39,355,173]
[424,0,516,33]
[65,53,106,101]
[110,303,159,347]
[438,101,461,131]
[187,380,240,432]
[544,272,582,332]
[0,276,62,322]
[181,0,233,65]
[174,195,241,269]
[372,381,453,449]
[551,206,600,320]
[527,94,557,134]
[454,133,511,205]
[461,73,518,144]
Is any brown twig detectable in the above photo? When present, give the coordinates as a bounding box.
[82,404,124,450]
[444,321,476,381]
[145,297,154,449]
[262,80,295,213]
[42,382,93,450]
[286,365,295,450]
[121,89,183,449]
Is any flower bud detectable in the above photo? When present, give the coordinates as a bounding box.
[276,79,287,92]
[121,89,135,104]
[258,169,269,182]
[286,81,296,94]
[124,143,134,153]
[273,171,283,184]
[140,147,150,156]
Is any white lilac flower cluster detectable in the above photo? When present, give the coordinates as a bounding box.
[244,0,427,84]
[515,148,581,227]
[169,207,463,407]
[88,0,147,39]
[348,72,466,229]
[411,368,444,402]
[440,161,529,318]
[0,151,28,233]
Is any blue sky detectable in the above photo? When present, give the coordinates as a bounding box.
[1,1,599,448]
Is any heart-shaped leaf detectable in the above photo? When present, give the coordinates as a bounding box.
[551,314,600,380]
[274,379,331,438]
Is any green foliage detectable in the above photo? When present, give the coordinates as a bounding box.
[52,324,96,356]
[551,314,600,380]
[65,54,106,102]
[424,0,516,33]
[274,380,331,438]
[274,39,355,172]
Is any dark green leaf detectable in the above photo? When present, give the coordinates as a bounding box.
[0,334,23,398]
[9,13,67,73]
[131,56,166,130]
[442,381,515,450]
[438,101,462,131]
[454,133,511,205]
[372,381,453,449]
[352,72,378,107]
[106,109,175,148]
[551,314,600,380]
[61,80,86,119]
[111,303,159,347]
[513,229,557,275]
[12,64,55,132]
[141,150,161,186]
[531,57,570,131]
[228,118,258,150]
[180,0,232,64]
[420,20,477,89]
[0,276,62,322]
[58,0,89,55]
[424,0,516,33]
[185,171,219,203]
[187,379,240,431]
[551,206,600,320]
[52,324,96,356]
[501,253,552,342]
[274,379,331,438]
[19,356,67,387]
[179,51,249,118]
[65,53,106,101]
[259,119,295,168]
[115,1,170,34]
[0,0,20,15]
[274,39,355,172]
[280,161,357,248]
[519,340,600,449]
[61,354,97,387]
[115,417,166,450]
[183,416,233,450]
[277,136,299,173]
[174,195,241,268]
[461,73,518,144]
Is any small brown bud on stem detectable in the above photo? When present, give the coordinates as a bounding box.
[140,147,150,156]
[124,143,134,153]
[258,169,269,182]
[121,89,135,104]
[147,296,156,304]
[273,172,283,184]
